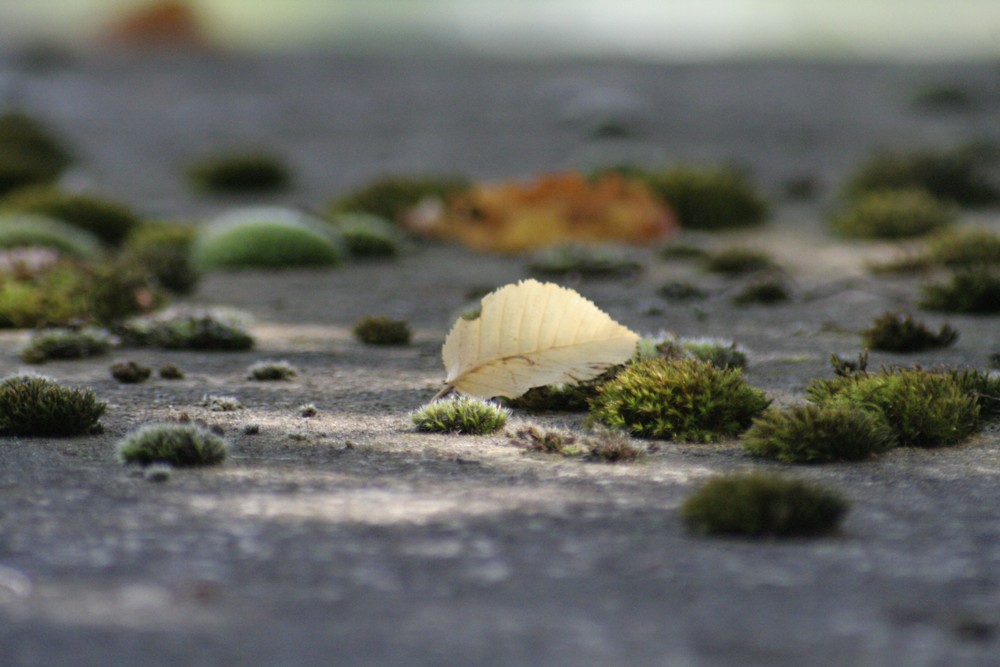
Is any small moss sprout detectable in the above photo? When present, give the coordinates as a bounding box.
[247,360,298,381]
[631,166,769,230]
[412,396,509,435]
[353,315,412,345]
[681,473,849,537]
[732,276,791,305]
[117,423,227,467]
[0,186,139,246]
[111,360,152,383]
[329,213,403,259]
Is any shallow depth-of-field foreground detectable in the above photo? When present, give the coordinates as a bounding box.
[1,53,1000,667]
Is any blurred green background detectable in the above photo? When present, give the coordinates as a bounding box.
[1,0,999,60]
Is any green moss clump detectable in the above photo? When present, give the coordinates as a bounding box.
[411,396,509,435]
[588,357,770,442]
[353,316,412,345]
[0,112,72,195]
[528,244,642,278]
[921,267,1000,314]
[110,360,152,384]
[120,307,254,350]
[0,261,92,328]
[704,248,775,275]
[636,166,769,230]
[925,227,1000,267]
[830,189,955,239]
[843,147,1000,207]
[0,373,106,436]
[117,423,227,467]
[743,403,896,463]
[192,207,345,270]
[247,360,298,381]
[119,222,199,294]
[329,213,403,259]
[862,311,958,352]
[159,364,184,380]
[0,214,103,260]
[681,473,849,537]
[329,174,469,223]
[187,152,291,194]
[0,187,139,246]
[732,276,791,305]
[806,368,980,447]
[18,326,113,363]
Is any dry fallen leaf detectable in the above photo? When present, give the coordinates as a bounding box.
[438,279,639,399]
[408,171,677,252]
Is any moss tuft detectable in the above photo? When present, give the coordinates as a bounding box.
[732,275,791,305]
[329,213,403,259]
[120,307,254,350]
[862,311,958,352]
[743,403,896,463]
[0,112,72,195]
[0,213,103,260]
[925,227,1000,267]
[110,360,151,384]
[589,357,770,442]
[117,423,227,467]
[681,472,849,537]
[187,152,291,193]
[411,396,509,435]
[830,188,955,240]
[353,315,412,345]
[19,326,113,363]
[0,187,139,246]
[843,147,1000,207]
[191,207,344,270]
[247,360,298,381]
[806,368,980,447]
[633,166,769,230]
[0,373,106,436]
[509,425,583,455]
[921,267,1000,314]
[586,427,644,463]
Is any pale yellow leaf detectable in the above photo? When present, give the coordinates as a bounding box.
[440,279,639,399]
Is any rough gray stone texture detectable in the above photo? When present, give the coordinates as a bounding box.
[1,52,999,666]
